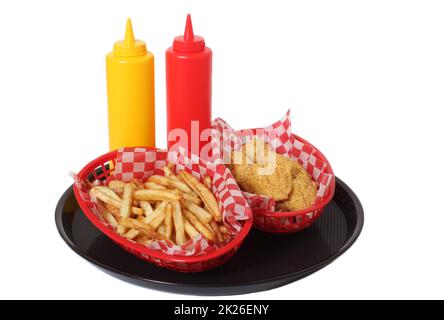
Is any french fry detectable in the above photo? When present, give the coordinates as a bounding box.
[181,199,213,224]
[183,209,216,242]
[162,165,173,177]
[90,187,121,208]
[93,187,143,215]
[206,220,215,233]
[211,221,224,243]
[144,181,167,190]
[144,201,167,224]
[134,189,181,201]
[150,213,166,230]
[172,201,186,245]
[220,225,230,235]
[162,166,198,193]
[124,228,140,240]
[104,202,119,218]
[176,172,187,184]
[148,175,170,187]
[104,211,118,228]
[118,217,169,241]
[178,171,222,221]
[97,202,119,228]
[157,224,166,236]
[167,176,193,193]
[184,217,199,239]
[116,225,127,235]
[120,183,135,218]
[145,201,167,229]
[130,207,144,215]
[109,179,137,191]
[167,173,182,183]
[134,234,152,246]
[140,201,153,216]
[131,179,142,189]
[203,175,212,190]
[108,180,125,194]
[181,192,202,205]
[150,173,194,194]
[95,186,121,201]
[164,203,173,239]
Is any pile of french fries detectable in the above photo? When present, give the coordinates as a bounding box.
[90,165,230,247]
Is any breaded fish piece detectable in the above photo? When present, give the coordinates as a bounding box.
[276,170,317,211]
[230,162,293,201]
[228,139,293,201]
[243,138,302,175]
[275,153,305,177]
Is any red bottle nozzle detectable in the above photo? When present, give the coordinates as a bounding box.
[173,14,205,52]
[184,14,194,42]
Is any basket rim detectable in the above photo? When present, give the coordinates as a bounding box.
[244,133,336,218]
[74,148,253,264]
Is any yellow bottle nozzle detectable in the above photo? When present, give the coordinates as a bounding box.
[113,18,147,57]
[124,18,135,47]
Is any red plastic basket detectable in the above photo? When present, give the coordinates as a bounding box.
[73,148,253,273]
[249,133,335,234]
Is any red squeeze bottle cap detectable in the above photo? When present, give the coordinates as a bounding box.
[173,14,205,52]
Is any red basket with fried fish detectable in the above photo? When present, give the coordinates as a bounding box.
[212,111,335,233]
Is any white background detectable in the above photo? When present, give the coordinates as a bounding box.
[0,0,443,300]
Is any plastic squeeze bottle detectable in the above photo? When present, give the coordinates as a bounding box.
[166,14,212,157]
[106,18,155,151]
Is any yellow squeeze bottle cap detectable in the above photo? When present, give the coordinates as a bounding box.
[113,18,147,57]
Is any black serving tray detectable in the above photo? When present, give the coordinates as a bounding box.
[55,177,363,295]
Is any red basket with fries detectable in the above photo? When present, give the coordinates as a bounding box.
[212,111,335,234]
[73,147,253,272]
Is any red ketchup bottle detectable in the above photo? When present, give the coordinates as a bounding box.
[166,14,212,158]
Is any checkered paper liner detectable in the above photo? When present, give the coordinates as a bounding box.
[211,110,334,213]
[73,147,252,257]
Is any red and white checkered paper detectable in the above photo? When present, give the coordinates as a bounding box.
[211,110,334,213]
[74,147,252,257]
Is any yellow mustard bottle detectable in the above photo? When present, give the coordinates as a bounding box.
[106,18,155,150]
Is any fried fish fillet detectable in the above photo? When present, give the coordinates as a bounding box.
[228,139,293,201]
[275,152,305,177]
[276,169,317,211]
[240,138,301,175]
